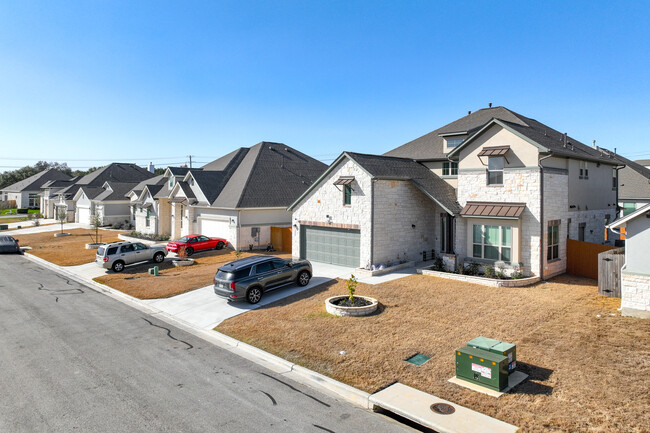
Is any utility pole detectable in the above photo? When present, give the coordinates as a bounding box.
[188,155,193,168]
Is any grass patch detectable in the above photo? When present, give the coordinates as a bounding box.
[93,250,291,299]
[216,274,650,433]
[0,217,29,224]
[17,228,125,266]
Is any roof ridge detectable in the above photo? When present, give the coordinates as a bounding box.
[234,143,265,208]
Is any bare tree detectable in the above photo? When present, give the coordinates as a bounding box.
[56,207,67,234]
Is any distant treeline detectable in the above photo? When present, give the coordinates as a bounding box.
[0,162,98,189]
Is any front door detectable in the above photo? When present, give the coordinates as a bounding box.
[440,213,454,254]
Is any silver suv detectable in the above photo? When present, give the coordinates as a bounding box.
[213,255,312,304]
[96,241,167,272]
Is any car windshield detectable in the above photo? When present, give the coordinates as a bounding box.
[176,236,190,243]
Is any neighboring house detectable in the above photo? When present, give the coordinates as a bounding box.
[56,163,155,225]
[607,203,650,318]
[40,177,80,219]
[612,154,650,217]
[0,169,71,209]
[126,174,170,234]
[636,159,650,169]
[291,106,619,278]
[165,142,327,251]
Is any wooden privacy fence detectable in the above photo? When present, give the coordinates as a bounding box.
[566,239,617,280]
[597,247,625,297]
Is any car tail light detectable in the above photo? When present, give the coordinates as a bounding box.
[103,257,108,262]
[230,282,236,291]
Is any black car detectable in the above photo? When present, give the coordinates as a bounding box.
[0,236,21,254]
[213,255,312,304]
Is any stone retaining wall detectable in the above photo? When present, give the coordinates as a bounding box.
[418,267,540,287]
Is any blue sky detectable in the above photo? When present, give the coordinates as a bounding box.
[1,1,649,170]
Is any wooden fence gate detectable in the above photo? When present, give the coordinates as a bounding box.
[597,248,625,297]
[566,239,617,279]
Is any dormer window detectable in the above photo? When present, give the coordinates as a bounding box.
[446,138,463,148]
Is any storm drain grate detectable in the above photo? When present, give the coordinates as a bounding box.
[405,353,430,366]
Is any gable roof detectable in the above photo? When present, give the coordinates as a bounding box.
[126,175,166,198]
[288,152,461,215]
[385,106,619,165]
[76,163,155,186]
[201,148,249,171]
[636,159,650,167]
[608,203,650,229]
[205,141,327,209]
[186,171,228,204]
[2,169,71,192]
[94,182,140,202]
[166,166,195,176]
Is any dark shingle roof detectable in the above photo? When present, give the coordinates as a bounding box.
[209,142,327,208]
[76,163,155,185]
[168,166,195,176]
[636,159,650,167]
[188,171,228,204]
[126,175,166,198]
[2,169,71,192]
[612,154,650,200]
[153,182,171,199]
[201,148,249,171]
[346,152,461,214]
[95,182,140,201]
[385,106,618,164]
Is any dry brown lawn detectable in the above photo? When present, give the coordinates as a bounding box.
[217,274,650,433]
[0,217,29,224]
[94,249,292,299]
[17,229,125,266]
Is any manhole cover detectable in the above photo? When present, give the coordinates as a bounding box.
[430,403,455,415]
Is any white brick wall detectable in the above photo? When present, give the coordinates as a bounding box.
[621,271,650,317]
[373,180,439,266]
[292,159,373,266]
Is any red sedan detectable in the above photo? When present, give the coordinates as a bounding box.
[166,234,228,256]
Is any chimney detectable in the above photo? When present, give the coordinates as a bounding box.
[468,110,471,115]
[489,102,492,108]
[147,162,155,173]
[592,139,597,149]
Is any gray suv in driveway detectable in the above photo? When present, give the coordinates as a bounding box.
[96,241,167,272]
[213,255,312,304]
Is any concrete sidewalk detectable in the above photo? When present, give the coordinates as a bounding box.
[6,222,88,235]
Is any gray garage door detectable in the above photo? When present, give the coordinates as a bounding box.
[301,226,360,267]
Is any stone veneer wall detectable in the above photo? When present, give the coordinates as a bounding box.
[621,271,650,318]
[372,180,439,266]
[291,159,373,267]
[457,168,541,276]
[567,209,616,244]
[543,171,569,277]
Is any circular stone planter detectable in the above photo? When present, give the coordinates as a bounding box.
[54,232,71,237]
[172,258,195,267]
[85,242,105,250]
[325,295,379,317]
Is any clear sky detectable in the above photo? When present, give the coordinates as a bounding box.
[1,1,649,170]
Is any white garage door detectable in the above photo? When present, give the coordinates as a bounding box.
[199,218,230,240]
[77,207,91,225]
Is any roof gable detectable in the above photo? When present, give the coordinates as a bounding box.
[2,169,71,192]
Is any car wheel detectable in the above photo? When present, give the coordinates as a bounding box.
[297,271,311,286]
[185,247,194,257]
[112,260,125,272]
[246,287,263,304]
[153,252,164,263]
[216,241,224,250]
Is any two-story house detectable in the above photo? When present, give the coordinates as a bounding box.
[290,106,619,278]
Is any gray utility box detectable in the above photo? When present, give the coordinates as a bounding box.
[468,336,517,374]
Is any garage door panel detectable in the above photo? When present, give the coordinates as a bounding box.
[78,207,90,225]
[199,219,230,241]
[302,226,360,267]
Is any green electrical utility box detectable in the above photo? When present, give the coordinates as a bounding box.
[468,336,517,373]
[455,346,509,392]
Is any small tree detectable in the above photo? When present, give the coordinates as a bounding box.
[56,207,67,234]
[89,214,102,244]
[347,274,358,302]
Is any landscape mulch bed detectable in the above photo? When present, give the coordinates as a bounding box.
[93,250,292,299]
[16,229,125,266]
[216,274,650,433]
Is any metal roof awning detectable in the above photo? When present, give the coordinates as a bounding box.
[478,145,510,157]
[333,176,355,186]
[168,197,187,204]
[460,202,526,219]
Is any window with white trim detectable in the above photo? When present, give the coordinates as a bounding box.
[547,220,560,260]
[446,138,463,148]
[472,224,511,261]
[487,157,504,185]
[579,161,589,179]
[442,162,458,177]
[343,184,352,205]
[28,193,39,208]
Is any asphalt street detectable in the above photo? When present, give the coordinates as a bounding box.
[0,254,413,433]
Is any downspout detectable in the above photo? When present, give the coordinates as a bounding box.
[237,210,241,251]
[370,179,375,267]
[538,153,553,281]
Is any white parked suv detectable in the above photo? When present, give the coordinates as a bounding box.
[96,241,167,272]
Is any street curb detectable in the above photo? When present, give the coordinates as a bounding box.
[21,253,372,410]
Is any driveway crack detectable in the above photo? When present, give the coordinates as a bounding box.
[260,372,330,407]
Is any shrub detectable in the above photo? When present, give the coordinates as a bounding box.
[457,263,466,275]
[432,257,444,271]
[112,221,133,230]
[127,231,169,241]
[466,262,480,276]
[511,271,524,279]
[484,265,496,279]
[496,264,506,279]
[347,274,358,301]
